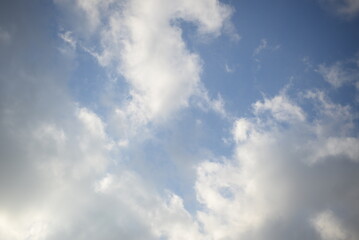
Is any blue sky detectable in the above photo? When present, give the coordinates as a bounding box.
[1,0,359,239]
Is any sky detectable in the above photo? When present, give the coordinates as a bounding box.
[0,0,359,239]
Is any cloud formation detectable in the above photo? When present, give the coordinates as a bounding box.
[0,0,229,239]
[1,0,358,240]
[56,0,233,137]
[195,89,359,240]
[317,55,359,90]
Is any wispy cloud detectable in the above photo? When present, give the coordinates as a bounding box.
[253,38,268,57]
[59,31,76,48]
[317,55,359,89]
[319,0,359,19]
[252,38,280,71]
[225,63,235,73]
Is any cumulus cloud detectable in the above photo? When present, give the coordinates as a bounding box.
[195,89,359,240]
[56,0,233,136]
[112,0,231,123]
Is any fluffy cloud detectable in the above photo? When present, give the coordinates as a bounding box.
[0,1,228,239]
[195,89,359,240]
[56,0,233,138]
[253,91,306,122]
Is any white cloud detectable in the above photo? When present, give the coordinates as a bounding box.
[253,92,306,122]
[317,58,359,88]
[77,107,107,140]
[2,1,359,240]
[57,0,233,132]
[232,118,253,143]
[0,55,203,239]
[0,1,232,239]
[194,89,359,239]
[253,38,268,56]
[196,92,228,118]
[59,31,76,48]
[211,94,227,117]
[92,172,204,240]
[225,63,235,73]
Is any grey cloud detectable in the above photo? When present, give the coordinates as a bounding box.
[0,1,143,239]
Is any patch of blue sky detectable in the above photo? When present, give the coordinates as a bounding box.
[122,106,234,213]
[195,0,358,106]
